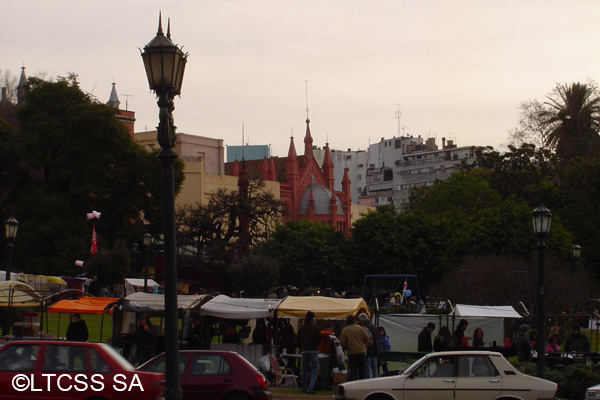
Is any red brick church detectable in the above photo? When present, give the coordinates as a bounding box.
[226,118,352,233]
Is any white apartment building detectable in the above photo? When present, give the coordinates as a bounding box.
[360,136,477,209]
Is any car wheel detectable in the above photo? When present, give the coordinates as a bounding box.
[227,394,250,400]
[366,394,394,400]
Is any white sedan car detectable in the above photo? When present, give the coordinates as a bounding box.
[586,383,600,399]
[337,351,558,400]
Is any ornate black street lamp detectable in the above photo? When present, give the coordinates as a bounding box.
[143,233,152,292]
[131,241,139,278]
[141,13,187,400]
[4,216,18,281]
[572,244,582,259]
[532,204,551,378]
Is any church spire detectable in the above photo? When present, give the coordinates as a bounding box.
[304,118,313,159]
[322,142,334,190]
[17,65,27,105]
[107,82,121,109]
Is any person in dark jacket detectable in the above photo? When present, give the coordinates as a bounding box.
[516,324,533,362]
[66,313,89,342]
[296,311,321,393]
[564,325,590,353]
[453,319,470,347]
[135,315,159,364]
[417,322,435,352]
[359,313,380,378]
[433,326,453,352]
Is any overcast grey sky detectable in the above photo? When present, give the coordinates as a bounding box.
[4,1,599,157]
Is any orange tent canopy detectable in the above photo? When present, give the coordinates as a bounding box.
[47,296,118,314]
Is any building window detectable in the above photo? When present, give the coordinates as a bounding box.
[395,139,401,149]
[357,187,362,193]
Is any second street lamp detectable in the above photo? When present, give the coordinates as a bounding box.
[4,216,18,281]
[532,204,552,378]
[141,13,188,400]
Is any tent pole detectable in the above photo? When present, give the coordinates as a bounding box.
[100,313,104,342]
[39,299,44,340]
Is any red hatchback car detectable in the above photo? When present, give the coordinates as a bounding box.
[138,350,271,400]
[0,340,164,400]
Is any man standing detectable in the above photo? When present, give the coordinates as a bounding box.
[66,313,89,342]
[296,311,321,394]
[135,315,159,364]
[418,322,435,352]
[516,324,533,362]
[340,314,370,381]
[359,313,380,378]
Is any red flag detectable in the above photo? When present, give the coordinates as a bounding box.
[90,226,98,255]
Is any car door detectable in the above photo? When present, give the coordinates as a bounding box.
[455,355,502,400]
[403,355,456,400]
[182,353,234,400]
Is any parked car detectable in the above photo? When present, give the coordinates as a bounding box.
[138,350,271,400]
[586,383,600,399]
[337,351,558,400]
[0,340,164,400]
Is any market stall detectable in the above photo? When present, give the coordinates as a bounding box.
[276,296,370,319]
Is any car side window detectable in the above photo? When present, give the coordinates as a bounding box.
[414,356,454,378]
[89,348,112,373]
[43,345,85,372]
[0,344,40,371]
[458,355,498,378]
[144,353,188,375]
[190,354,232,375]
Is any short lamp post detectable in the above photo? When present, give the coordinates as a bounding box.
[532,204,552,378]
[4,217,18,281]
[143,233,152,292]
[572,244,582,260]
[141,13,188,400]
[131,241,139,278]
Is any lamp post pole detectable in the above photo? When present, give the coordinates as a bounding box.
[132,241,139,278]
[141,13,187,400]
[532,205,551,379]
[4,217,18,281]
[143,233,152,292]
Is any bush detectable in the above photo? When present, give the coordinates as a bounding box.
[517,362,600,399]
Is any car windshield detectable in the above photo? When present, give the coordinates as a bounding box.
[101,344,134,371]
[401,355,428,375]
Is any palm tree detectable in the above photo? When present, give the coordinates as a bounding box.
[540,82,600,160]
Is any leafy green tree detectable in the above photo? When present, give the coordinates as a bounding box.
[465,144,559,206]
[0,119,17,217]
[540,81,600,160]
[8,75,183,276]
[228,253,279,297]
[256,220,350,290]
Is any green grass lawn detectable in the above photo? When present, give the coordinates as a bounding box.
[42,312,113,343]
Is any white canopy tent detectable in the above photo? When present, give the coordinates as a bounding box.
[200,295,282,319]
[121,292,212,313]
[453,304,522,318]
[379,305,523,352]
[124,278,160,296]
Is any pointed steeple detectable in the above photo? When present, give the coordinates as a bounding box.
[322,142,334,190]
[107,82,121,109]
[17,65,27,104]
[304,118,313,159]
